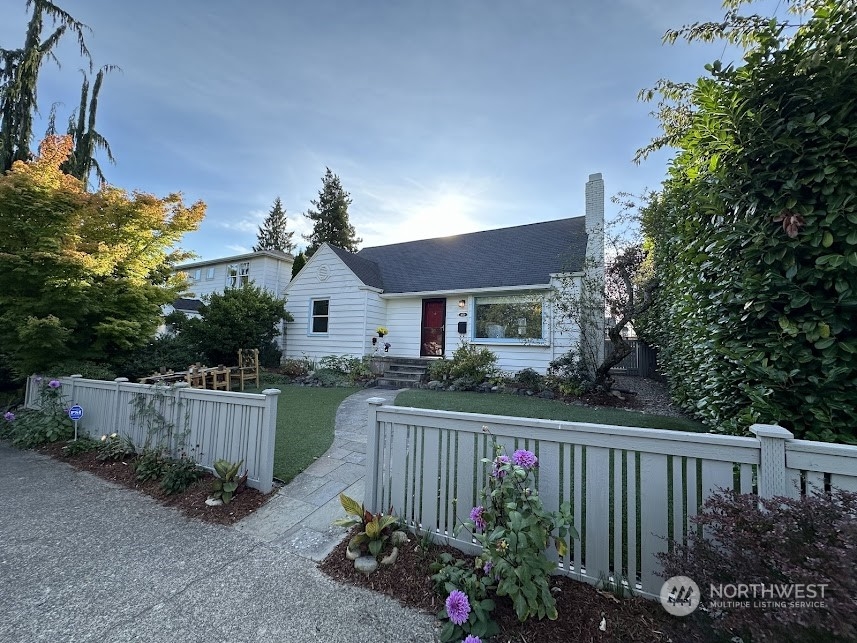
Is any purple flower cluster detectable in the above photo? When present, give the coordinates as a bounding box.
[445,589,471,626]
[512,449,538,470]
[48,380,61,389]
[482,560,492,575]
[492,454,510,478]
[469,505,486,532]
[3,411,14,422]
[464,636,482,643]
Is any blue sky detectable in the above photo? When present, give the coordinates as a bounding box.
[0,1,777,261]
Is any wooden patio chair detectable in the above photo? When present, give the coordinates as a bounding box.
[210,365,231,391]
[186,364,206,388]
[231,348,260,391]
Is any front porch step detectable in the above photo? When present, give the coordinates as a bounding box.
[374,357,432,389]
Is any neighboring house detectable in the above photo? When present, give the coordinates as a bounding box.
[283,174,605,374]
[169,250,294,348]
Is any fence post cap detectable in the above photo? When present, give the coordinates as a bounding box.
[750,423,794,440]
[262,388,281,396]
[172,382,190,389]
[367,397,386,406]
[114,377,129,382]
[69,374,83,378]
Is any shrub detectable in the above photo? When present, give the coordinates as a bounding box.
[426,359,454,382]
[658,488,857,642]
[210,458,247,504]
[279,357,313,379]
[160,453,204,495]
[113,334,204,381]
[4,378,72,448]
[544,350,592,397]
[47,360,116,381]
[96,433,136,461]
[513,368,544,392]
[62,437,100,456]
[449,343,498,384]
[134,446,169,482]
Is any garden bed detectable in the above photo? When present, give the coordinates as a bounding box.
[319,528,717,643]
[37,441,275,525]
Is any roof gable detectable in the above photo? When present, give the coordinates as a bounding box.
[345,217,586,293]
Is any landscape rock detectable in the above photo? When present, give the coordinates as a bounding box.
[354,556,379,575]
[345,546,361,561]
[426,380,444,390]
[380,547,399,566]
[391,530,409,546]
[539,390,555,400]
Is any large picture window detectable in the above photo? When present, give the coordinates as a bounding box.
[474,294,543,341]
[310,299,329,334]
[226,261,250,287]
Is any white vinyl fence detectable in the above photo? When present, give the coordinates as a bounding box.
[26,375,279,493]
[364,399,857,599]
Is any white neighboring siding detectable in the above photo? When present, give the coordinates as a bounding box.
[283,246,368,360]
[363,290,387,354]
[383,297,424,357]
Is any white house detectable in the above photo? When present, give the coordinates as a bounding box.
[169,250,294,347]
[282,174,605,374]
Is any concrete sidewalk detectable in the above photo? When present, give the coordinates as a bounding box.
[0,390,437,643]
[235,389,396,561]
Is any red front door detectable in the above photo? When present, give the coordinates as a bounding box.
[420,299,446,357]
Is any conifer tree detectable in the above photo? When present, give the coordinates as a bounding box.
[303,167,361,256]
[253,196,295,253]
[0,0,91,173]
[291,251,307,279]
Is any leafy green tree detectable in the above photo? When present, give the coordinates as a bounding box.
[303,167,361,256]
[0,0,92,173]
[0,135,206,375]
[291,250,307,279]
[179,285,293,367]
[637,0,857,442]
[253,196,295,253]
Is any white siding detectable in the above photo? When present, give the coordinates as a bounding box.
[381,281,581,374]
[283,246,369,360]
[363,290,387,354]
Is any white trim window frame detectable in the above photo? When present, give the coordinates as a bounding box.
[471,293,547,344]
[226,261,251,288]
[309,298,330,335]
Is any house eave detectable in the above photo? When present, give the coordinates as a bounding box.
[176,250,294,270]
[380,283,553,299]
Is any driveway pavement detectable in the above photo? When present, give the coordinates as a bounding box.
[0,389,437,643]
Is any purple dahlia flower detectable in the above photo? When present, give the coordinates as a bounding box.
[464,636,482,643]
[48,379,61,389]
[512,449,538,469]
[3,411,14,422]
[492,454,511,478]
[445,589,470,626]
[469,505,486,532]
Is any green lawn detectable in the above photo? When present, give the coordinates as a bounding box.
[395,389,706,432]
[249,384,359,483]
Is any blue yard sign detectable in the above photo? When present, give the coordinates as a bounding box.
[68,404,83,421]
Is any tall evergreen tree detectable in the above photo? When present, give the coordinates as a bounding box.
[253,196,295,253]
[290,250,307,279]
[303,167,361,256]
[0,0,91,173]
[61,65,117,187]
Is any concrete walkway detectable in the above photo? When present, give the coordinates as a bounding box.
[235,388,398,561]
[0,388,438,643]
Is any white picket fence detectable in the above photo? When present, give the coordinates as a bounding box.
[25,375,280,493]
[364,399,857,599]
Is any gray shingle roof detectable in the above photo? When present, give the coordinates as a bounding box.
[329,217,587,293]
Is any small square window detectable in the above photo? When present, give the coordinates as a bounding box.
[311,299,329,334]
[206,267,215,280]
[192,269,201,281]
[226,261,250,287]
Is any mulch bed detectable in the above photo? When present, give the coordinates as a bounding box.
[36,441,274,525]
[319,528,719,643]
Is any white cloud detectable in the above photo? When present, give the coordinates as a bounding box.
[226,244,251,255]
[217,209,266,233]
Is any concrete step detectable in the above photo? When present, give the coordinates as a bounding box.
[385,369,423,380]
[376,377,422,389]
